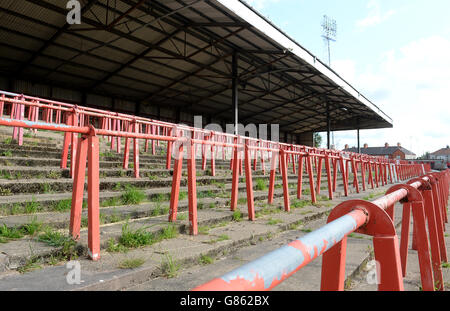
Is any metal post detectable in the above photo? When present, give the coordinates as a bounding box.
[169,130,183,222]
[232,52,238,135]
[326,103,331,149]
[357,128,361,154]
[69,135,88,240]
[87,134,100,261]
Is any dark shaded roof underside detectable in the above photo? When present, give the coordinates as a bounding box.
[0,0,393,134]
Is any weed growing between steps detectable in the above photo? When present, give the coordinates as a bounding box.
[255,179,267,191]
[118,257,146,269]
[210,181,226,189]
[38,228,76,248]
[0,224,24,239]
[151,193,169,203]
[205,234,230,244]
[8,198,42,215]
[100,196,122,207]
[267,218,283,225]
[177,213,187,220]
[1,150,12,157]
[0,187,11,196]
[106,223,179,253]
[255,206,283,218]
[178,191,188,201]
[160,253,180,278]
[362,191,386,201]
[121,186,146,205]
[197,190,216,199]
[151,203,169,216]
[199,254,214,265]
[2,138,14,145]
[237,198,247,205]
[24,199,40,213]
[0,223,82,273]
[100,151,115,158]
[192,220,231,237]
[21,218,43,236]
[101,187,154,208]
[291,199,312,209]
[198,225,210,235]
[16,244,81,274]
[288,220,304,230]
[232,210,242,222]
[51,199,72,212]
[17,255,42,274]
[119,223,154,248]
[46,171,61,179]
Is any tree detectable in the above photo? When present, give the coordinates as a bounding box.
[418,152,430,160]
[313,133,322,148]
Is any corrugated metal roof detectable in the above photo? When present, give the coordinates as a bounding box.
[0,0,393,135]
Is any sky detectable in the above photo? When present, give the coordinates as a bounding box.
[244,0,450,156]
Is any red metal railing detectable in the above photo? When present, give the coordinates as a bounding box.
[194,170,449,291]
[0,90,431,261]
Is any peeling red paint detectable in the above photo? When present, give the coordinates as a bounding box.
[288,240,313,262]
[192,273,266,291]
[320,239,329,255]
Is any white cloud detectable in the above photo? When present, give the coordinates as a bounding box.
[331,59,357,85]
[331,36,450,156]
[356,0,396,29]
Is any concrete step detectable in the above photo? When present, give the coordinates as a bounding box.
[0,185,398,290]
[0,175,344,215]
[0,171,338,195]
[0,164,350,183]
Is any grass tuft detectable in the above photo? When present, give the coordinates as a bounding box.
[199,254,214,265]
[0,224,24,239]
[1,150,12,157]
[160,253,180,278]
[232,210,242,222]
[38,228,72,247]
[51,199,72,212]
[21,218,43,236]
[24,198,41,214]
[267,218,283,225]
[118,258,146,269]
[121,186,146,205]
[255,179,267,191]
[119,223,154,248]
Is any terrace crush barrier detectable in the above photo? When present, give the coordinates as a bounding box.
[0,90,433,262]
[193,170,449,291]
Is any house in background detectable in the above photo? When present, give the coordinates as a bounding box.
[430,146,450,163]
[343,143,416,160]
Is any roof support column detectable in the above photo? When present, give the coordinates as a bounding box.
[232,52,239,135]
[326,102,331,149]
[357,118,361,154]
[357,129,361,154]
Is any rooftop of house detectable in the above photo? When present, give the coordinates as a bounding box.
[430,146,450,156]
[343,143,416,156]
